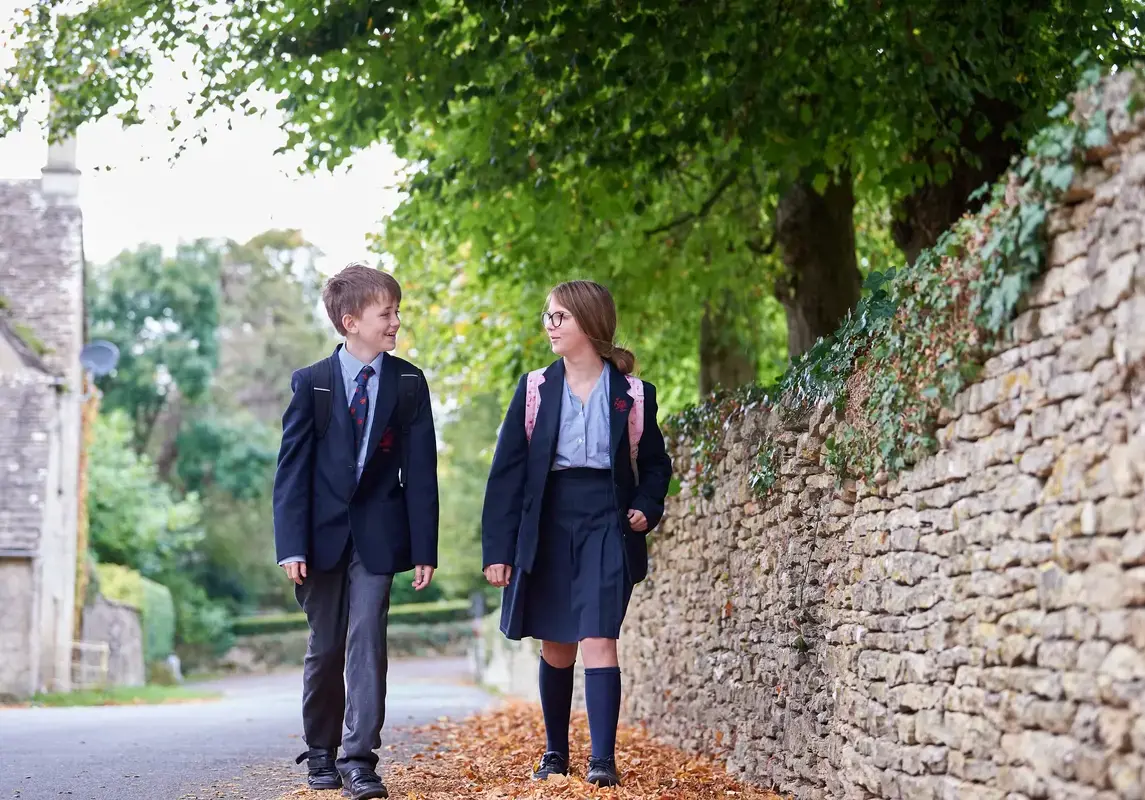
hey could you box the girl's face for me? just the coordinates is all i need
[543,297,590,358]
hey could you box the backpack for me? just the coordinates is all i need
[309,357,421,488]
[523,368,644,475]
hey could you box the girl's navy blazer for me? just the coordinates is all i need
[481,358,673,584]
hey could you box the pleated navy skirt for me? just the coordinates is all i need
[500,468,632,642]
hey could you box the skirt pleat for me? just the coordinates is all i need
[500,468,632,642]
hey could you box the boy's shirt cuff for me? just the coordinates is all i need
[277,555,305,565]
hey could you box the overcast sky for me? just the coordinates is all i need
[0,0,406,274]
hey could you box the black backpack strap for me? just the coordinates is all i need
[309,358,334,439]
[396,369,421,488]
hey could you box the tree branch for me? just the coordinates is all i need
[644,171,738,238]
[746,235,775,256]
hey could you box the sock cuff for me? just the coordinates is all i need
[584,666,621,676]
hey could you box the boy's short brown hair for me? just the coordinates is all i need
[322,262,402,336]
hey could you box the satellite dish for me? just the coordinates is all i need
[79,340,120,377]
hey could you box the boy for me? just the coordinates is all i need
[273,263,438,800]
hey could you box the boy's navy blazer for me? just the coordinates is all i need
[481,359,673,584]
[272,345,439,575]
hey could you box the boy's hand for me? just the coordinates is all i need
[413,565,435,590]
[282,562,307,585]
[627,509,648,532]
[483,564,512,588]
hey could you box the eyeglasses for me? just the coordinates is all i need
[541,311,571,328]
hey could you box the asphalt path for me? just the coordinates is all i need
[0,657,494,800]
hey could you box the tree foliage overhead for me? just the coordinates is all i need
[8,0,1142,405]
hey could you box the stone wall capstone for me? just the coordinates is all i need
[620,71,1145,800]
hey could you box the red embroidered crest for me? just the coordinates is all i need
[613,397,629,412]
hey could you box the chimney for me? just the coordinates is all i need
[40,95,80,202]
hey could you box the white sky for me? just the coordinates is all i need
[0,1,407,274]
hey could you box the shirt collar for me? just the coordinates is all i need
[339,344,385,377]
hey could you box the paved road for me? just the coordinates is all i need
[0,657,495,800]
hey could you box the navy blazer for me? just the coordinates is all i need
[272,345,439,575]
[481,359,673,584]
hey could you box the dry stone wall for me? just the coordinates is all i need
[620,72,1145,800]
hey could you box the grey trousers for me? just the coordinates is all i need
[295,548,394,773]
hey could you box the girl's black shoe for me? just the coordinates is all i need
[531,751,569,780]
[586,756,620,787]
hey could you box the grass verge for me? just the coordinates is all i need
[17,684,221,708]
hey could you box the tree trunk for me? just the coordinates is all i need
[774,172,861,357]
[892,98,1023,263]
[698,295,757,396]
[153,396,183,481]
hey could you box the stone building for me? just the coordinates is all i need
[0,136,86,699]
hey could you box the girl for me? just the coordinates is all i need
[481,280,673,787]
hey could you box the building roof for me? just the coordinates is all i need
[0,176,84,556]
[0,315,53,376]
[0,179,84,379]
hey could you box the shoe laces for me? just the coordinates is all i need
[538,751,566,769]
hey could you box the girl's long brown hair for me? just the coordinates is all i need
[549,280,636,374]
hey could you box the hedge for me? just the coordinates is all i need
[95,562,143,607]
[232,598,473,636]
[139,577,176,664]
[93,563,176,663]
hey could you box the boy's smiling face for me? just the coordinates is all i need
[343,292,400,354]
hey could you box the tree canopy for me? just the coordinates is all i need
[7,0,1142,405]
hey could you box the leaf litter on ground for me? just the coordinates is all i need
[279,700,785,799]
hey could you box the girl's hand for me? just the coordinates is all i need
[484,564,512,587]
[627,509,648,532]
[413,565,435,590]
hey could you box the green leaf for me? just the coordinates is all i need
[1083,110,1109,149]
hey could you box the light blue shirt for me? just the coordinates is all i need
[552,366,611,471]
[338,345,385,482]
[278,346,384,566]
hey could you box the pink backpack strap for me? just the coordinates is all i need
[523,369,546,441]
[625,375,644,471]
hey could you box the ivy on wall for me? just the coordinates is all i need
[666,60,1136,499]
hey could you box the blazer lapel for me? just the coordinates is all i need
[328,346,355,454]
[534,359,564,467]
[366,352,397,462]
[608,362,632,461]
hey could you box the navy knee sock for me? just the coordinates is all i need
[538,656,574,755]
[584,666,622,761]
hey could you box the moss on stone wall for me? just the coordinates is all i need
[9,320,50,356]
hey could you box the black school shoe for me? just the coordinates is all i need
[531,751,569,780]
[296,748,341,790]
[341,767,389,800]
[586,756,620,787]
